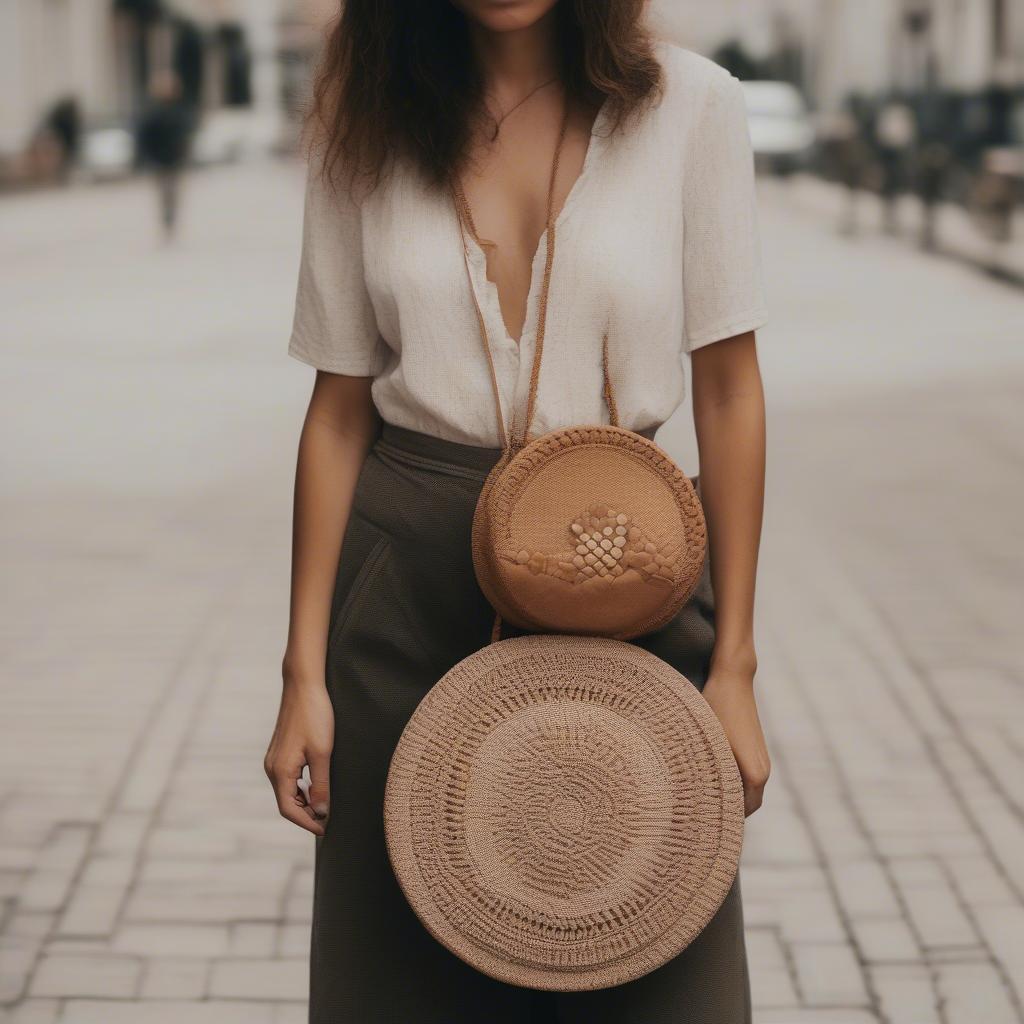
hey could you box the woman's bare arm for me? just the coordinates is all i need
[265,371,379,835]
[690,331,771,815]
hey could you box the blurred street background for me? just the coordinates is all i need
[2,1,1024,1022]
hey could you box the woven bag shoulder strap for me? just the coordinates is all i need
[450,104,619,452]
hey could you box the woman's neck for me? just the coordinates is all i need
[466,11,560,106]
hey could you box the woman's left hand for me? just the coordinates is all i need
[701,662,771,816]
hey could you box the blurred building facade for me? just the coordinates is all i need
[651,0,1024,261]
[0,0,117,157]
[654,0,1024,110]
[4,1,1022,189]
[0,0,335,179]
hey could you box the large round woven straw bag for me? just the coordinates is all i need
[452,107,707,643]
[383,635,745,991]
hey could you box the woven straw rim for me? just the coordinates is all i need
[384,635,743,991]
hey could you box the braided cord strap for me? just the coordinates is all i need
[516,107,568,448]
[449,100,620,452]
[451,98,630,643]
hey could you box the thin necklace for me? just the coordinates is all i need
[487,77,560,138]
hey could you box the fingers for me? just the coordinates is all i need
[306,747,331,825]
[744,781,765,817]
[265,754,325,837]
[742,763,770,817]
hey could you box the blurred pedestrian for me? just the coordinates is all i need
[969,147,1023,276]
[45,97,82,181]
[136,69,195,239]
[874,97,916,235]
[827,108,872,237]
[916,140,951,252]
[25,97,82,185]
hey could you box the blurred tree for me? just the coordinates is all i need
[217,24,254,108]
[113,0,164,21]
[766,13,806,93]
[170,16,204,110]
[712,39,759,81]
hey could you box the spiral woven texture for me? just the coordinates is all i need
[383,635,744,991]
[472,426,707,640]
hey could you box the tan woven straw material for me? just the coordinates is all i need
[383,635,745,991]
[472,426,707,639]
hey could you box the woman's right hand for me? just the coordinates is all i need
[264,676,335,836]
[271,373,376,836]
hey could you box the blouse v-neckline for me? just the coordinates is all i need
[460,97,612,351]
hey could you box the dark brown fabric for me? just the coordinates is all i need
[311,422,751,1023]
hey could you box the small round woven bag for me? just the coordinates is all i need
[471,419,707,641]
[383,635,745,991]
[452,110,706,643]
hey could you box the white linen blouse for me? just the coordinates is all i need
[288,42,768,448]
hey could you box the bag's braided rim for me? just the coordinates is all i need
[471,425,707,640]
[383,635,744,992]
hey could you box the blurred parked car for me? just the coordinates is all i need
[968,146,1024,244]
[739,80,815,175]
[80,119,136,180]
[191,110,247,166]
[78,114,252,181]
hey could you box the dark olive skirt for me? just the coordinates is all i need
[311,422,751,1024]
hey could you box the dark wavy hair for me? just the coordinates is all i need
[309,1,663,195]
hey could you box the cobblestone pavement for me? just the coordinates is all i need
[2,162,1023,1023]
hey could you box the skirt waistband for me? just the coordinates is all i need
[374,421,662,480]
[375,423,503,478]
[362,421,698,559]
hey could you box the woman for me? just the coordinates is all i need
[265,1,771,1020]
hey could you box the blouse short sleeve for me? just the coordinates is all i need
[682,70,768,352]
[288,158,387,376]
